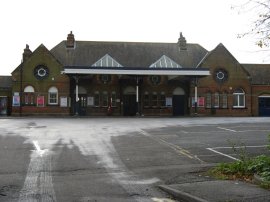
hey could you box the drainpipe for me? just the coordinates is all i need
[136,76,139,116]
[75,76,79,116]
[20,65,23,116]
[194,77,198,115]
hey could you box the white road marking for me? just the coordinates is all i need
[210,145,268,149]
[217,127,237,132]
[33,140,47,156]
[207,145,269,161]
[206,147,240,161]
[10,118,270,201]
[151,198,176,202]
[140,130,204,163]
[18,141,56,202]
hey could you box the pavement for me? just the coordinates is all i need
[159,179,270,202]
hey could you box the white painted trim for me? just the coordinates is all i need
[150,55,182,68]
[258,95,270,98]
[62,68,210,76]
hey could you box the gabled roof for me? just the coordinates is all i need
[150,55,182,68]
[12,44,62,75]
[51,40,208,68]
[197,43,250,76]
[0,76,12,88]
[242,64,270,85]
[92,54,123,67]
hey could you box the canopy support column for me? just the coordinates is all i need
[136,76,140,116]
[194,77,198,115]
[74,76,79,116]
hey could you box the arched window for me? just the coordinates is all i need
[102,91,108,107]
[24,86,35,105]
[160,92,166,107]
[151,92,158,107]
[144,92,149,107]
[111,91,116,107]
[48,86,58,105]
[94,91,100,107]
[233,88,245,108]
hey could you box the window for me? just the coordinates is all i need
[233,88,245,108]
[80,96,87,107]
[24,86,35,105]
[222,92,228,108]
[48,86,58,105]
[144,92,149,107]
[214,92,220,108]
[206,92,211,108]
[160,92,166,107]
[151,92,158,107]
[111,91,116,107]
[94,91,100,106]
[102,91,108,107]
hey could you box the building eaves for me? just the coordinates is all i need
[242,64,270,85]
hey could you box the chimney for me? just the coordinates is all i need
[22,44,32,62]
[66,31,75,48]
[178,32,187,51]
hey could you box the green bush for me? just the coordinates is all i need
[211,155,270,183]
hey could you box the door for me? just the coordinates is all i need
[78,95,87,116]
[173,95,185,116]
[259,97,270,116]
[0,97,7,115]
[123,95,136,116]
[172,87,185,116]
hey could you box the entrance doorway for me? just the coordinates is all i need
[172,87,185,116]
[74,86,87,116]
[0,96,8,115]
[259,96,270,116]
[123,86,136,116]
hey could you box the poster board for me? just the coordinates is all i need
[87,97,94,106]
[12,95,20,106]
[60,96,68,107]
[165,97,172,107]
[191,97,205,107]
[37,96,45,107]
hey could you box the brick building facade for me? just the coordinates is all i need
[0,32,270,116]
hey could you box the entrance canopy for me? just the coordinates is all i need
[62,66,210,76]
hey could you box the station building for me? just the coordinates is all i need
[0,31,270,117]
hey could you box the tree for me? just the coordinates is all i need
[236,0,270,48]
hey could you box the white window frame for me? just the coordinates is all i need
[48,86,58,105]
[24,86,35,105]
[233,88,245,108]
[214,92,220,108]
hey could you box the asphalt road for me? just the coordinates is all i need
[0,117,270,202]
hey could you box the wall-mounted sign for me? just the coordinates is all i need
[87,97,94,106]
[12,95,20,106]
[60,96,68,107]
[166,97,172,107]
[37,96,45,107]
[192,97,205,107]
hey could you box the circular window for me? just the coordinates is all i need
[150,75,161,85]
[214,68,228,83]
[100,74,111,84]
[34,65,49,80]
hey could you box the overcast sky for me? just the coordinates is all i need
[0,0,268,75]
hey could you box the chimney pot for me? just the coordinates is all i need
[66,31,75,48]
